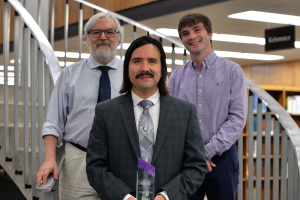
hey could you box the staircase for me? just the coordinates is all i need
[1,0,300,200]
[0,85,39,199]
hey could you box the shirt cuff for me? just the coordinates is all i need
[123,191,169,200]
[205,143,216,160]
[158,191,169,200]
[123,194,133,200]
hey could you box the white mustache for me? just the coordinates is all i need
[96,42,112,47]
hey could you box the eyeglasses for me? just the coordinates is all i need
[88,29,119,38]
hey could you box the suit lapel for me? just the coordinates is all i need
[119,92,141,158]
[152,95,174,164]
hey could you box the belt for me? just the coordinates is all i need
[234,141,238,146]
[69,142,87,152]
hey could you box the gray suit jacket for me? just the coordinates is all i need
[86,92,206,200]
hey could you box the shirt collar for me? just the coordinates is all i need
[191,51,217,70]
[202,51,217,69]
[88,55,119,70]
[131,89,160,108]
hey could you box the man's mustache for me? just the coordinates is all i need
[135,71,154,79]
[96,42,111,47]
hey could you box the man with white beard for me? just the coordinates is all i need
[36,13,123,200]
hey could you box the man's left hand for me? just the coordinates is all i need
[155,194,166,200]
[206,159,216,173]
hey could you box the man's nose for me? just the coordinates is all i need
[98,31,107,39]
[140,61,150,71]
[189,31,197,40]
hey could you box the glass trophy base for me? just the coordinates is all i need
[136,157,155,200]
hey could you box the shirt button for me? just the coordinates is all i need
[199,89,202,92]
[199,104,201,107]
[199,119,202,122]
[200,75,202,78]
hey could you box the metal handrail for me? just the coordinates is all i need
[8,0,61,84]
[3,0,299,199]
[246,78,300,174]
[6,0,62,197]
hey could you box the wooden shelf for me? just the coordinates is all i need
[288,113,300,116]
[252,111,268,115]
[242,176,282,182]
[259,85,300,92]
[258,85,285,91]
[241,60,300,200]
[242,133,282,137]
[243,155,282,159]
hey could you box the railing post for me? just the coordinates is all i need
[50,0,55,47]
[13,10,22,175]
[171,43,175,71]
[133,25,137,41]
[264,109,271,200]
[287,140,294,200]
[30,34,38,198]
[256,98,263,200]
[3,0,12,162]
[37,48,45,167]
[44,63,50,115]
[183,49,187,64]
[64,0,69,68]
[293,151,298,200]
[280,130,288,200]
[237,129,243,200]
[272,120,280,200]
[23,24,31,189]
[247,93,254,200]
[78,3,83,60]
[119,20,124,59]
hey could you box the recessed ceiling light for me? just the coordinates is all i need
[55,46,284,61]
[155,28,300,48]
[213,33,265,45]
[156,28,179,37]
[228,11,300,26]
[215,51,284,61]
[156,28,265,45]
[0,65,15,71]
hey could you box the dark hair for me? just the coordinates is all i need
[119,36,169,95]
[178,13,212,40]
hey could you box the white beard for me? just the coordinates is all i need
[94,44,117,61]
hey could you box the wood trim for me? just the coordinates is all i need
[53,0,158,29]
[242,60,300,88]
[0,0,158,44]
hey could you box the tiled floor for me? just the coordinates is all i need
[0,165,26,200]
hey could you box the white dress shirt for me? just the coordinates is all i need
[123,89,169,200]
[42,55,123,148]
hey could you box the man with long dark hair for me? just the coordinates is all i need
[86,36,206,200]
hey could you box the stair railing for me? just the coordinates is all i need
[47,1,300,199]
[1,0,62,199]
[1,0,299,199]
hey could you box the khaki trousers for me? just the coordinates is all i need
[59,143,99,200]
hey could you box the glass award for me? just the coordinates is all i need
[136,157,155,200]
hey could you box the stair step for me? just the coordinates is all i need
[0,102,45,123]
[0,131,42,200]
[0,85,40,102]
[0,122,41,153]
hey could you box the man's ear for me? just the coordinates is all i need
[85,36,90,47]
[117,34,122,46]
